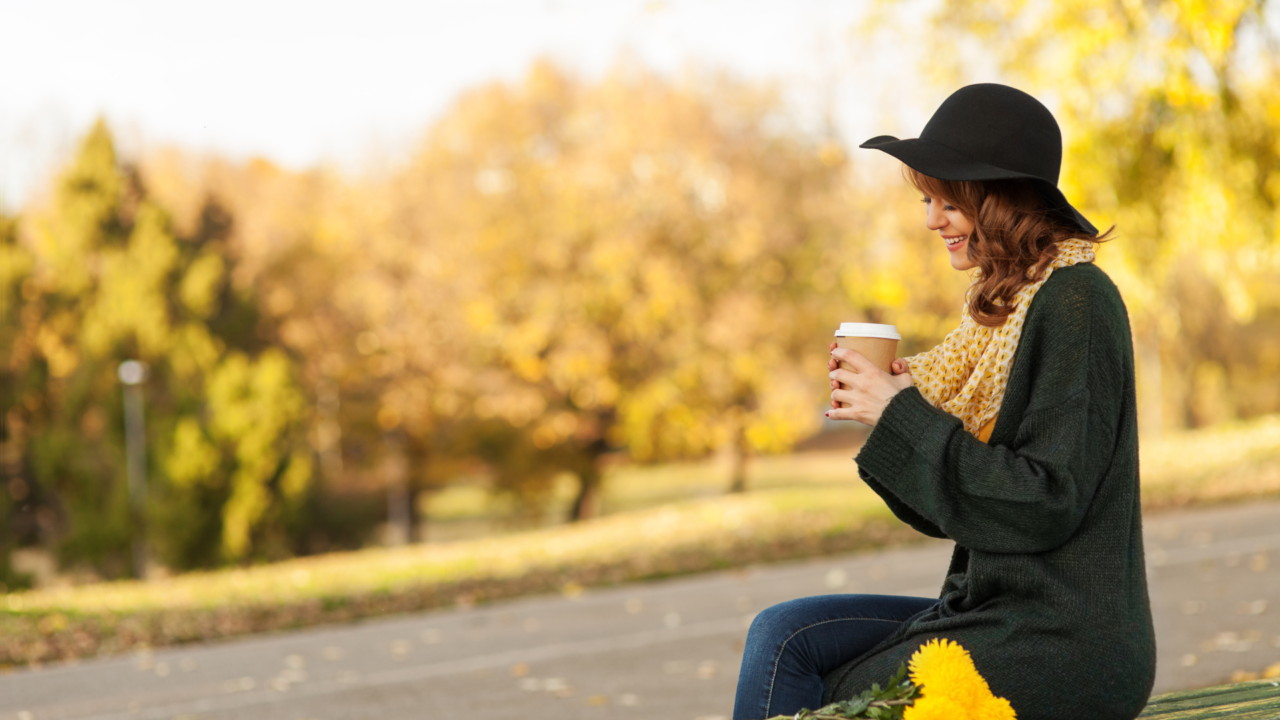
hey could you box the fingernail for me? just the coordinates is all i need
[824,412,830,417]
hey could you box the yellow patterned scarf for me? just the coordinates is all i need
[906,238,1096,439]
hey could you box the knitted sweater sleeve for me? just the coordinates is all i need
[854,269,1123,554]
[870,324,972,540]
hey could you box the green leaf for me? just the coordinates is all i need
[889,661,907,687]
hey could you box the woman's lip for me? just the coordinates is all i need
[945,237,967,253]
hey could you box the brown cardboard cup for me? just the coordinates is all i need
[834,323,901,407]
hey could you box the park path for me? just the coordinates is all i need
[3,498,1280,720]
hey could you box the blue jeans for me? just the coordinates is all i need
[732,594,937,720]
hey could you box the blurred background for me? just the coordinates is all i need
[2,0,1280,596]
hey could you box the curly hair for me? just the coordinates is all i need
[905,167,1114,327]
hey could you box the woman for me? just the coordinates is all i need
[732,84,1156,720]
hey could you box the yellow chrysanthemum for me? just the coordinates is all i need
[907,638,991,708]
[905,638,1016,719]
[904,694,969,720]
[977,695,1017,720]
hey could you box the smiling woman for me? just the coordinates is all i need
[918,184,977,271]
[908,168,1114,326]
[735,84,1156,720]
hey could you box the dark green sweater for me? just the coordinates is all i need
[823,264,1156,719]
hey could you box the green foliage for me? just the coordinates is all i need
[775,663,920,720]
[5,120,318,575]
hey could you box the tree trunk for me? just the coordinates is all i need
[408,489,423,543]
[568,453,605,522]
[315,378,344,483]
[727,422,750,493]
[1136,329,1164,440]
[383,430,411,546]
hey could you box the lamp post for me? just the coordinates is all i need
[118,360,149,579]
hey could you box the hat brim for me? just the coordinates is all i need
[861,135,1098,236]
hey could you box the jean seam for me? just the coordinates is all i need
[762,616,903,718]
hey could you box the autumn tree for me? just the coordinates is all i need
[10,121,314,574]
[140,143,494,542]
[393,61,874,517]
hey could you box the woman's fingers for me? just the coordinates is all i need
[827,349,910,426]
[827,407,851,421]
[827,392,860,420]
[829,386,850,414]
[830,347,879,375]
[829,366,861,390]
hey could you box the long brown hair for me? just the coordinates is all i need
[906,167,1114,327]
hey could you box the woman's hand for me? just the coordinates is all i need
[826,343,910,388]
[826,345,914,426]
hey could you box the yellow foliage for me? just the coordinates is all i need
[166,417,221,488]
[80,202,179,357]
[33,119,121,297]
[168,322,223,381]
[400,59,863,478]
[179,252,225,318]
[35,326,79,378]
[205,349,308,559]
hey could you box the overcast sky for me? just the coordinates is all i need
[0,0,960,210]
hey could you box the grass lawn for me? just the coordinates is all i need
[3,417,1280,668]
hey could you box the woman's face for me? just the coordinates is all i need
[922,193,977,271]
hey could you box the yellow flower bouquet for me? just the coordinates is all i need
[767,638,1016,720]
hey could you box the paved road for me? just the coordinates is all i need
[3,498,1280,720]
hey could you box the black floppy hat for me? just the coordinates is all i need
[860,83,1098,236]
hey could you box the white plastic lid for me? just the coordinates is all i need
[835,322,901,340]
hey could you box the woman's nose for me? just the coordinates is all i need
[925,204,946,231]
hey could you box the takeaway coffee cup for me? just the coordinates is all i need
[834,323,901,406]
